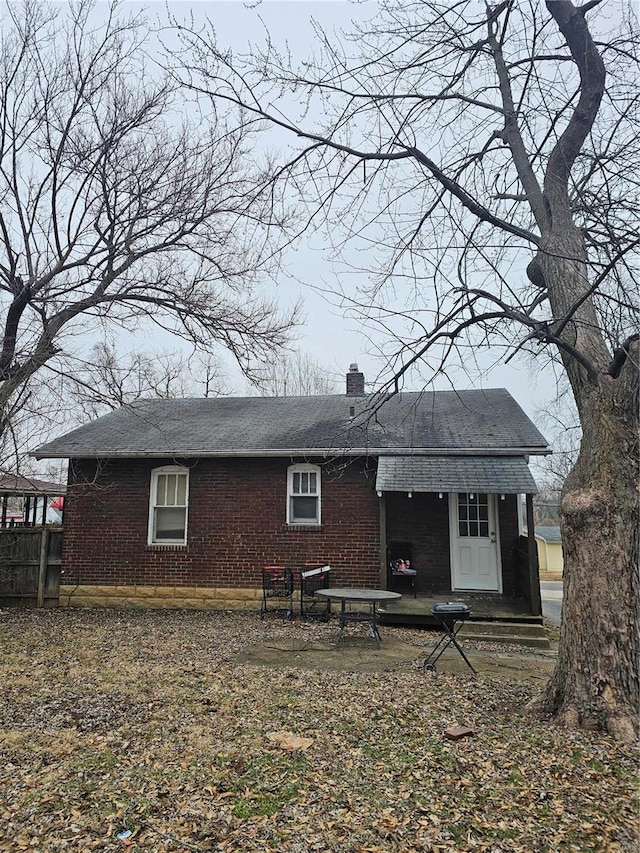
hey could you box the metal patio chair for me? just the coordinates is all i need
[299,564,332,620]
[260,566,294,619]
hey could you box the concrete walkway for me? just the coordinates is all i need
[236,634,557,682]
[541,580,563,627]
[429,645,557,682]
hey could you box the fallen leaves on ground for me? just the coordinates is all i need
[0,608,637,852]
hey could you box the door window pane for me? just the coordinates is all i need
[458,493,490,538]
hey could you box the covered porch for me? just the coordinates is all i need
[376,590,550,648]
[375,454,541,617]
[0,475,66,528]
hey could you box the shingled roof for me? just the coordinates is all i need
[0,475,66,495]
[33,388,549,459]
[375,455,539,494]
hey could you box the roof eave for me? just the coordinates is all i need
[32,445,552,460]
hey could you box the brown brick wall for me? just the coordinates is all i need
[62,457,522,597]
[62,456,381,589]
[498,494,521,597]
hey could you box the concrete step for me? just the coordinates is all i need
[459,620,551,649]
[463,620,545,637]
[462,633,552,649]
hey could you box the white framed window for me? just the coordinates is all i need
[148,466,189,545]
[287,464,321,525]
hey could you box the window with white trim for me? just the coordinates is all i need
[287,464,321,525]
[149,466,189,544]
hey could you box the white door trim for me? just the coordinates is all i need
[449,492,502,592]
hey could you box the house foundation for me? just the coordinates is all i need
[58,583,262,611]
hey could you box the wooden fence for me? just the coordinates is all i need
[0,526,63,607]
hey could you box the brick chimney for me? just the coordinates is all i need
[346,363,365,396]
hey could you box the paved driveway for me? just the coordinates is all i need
[541,580,563,627]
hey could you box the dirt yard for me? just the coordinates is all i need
[0,608,637,852]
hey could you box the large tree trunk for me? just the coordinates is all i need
[534,375,639,742]
[525,4,639,742]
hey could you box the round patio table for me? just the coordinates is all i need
[315,588,402,647]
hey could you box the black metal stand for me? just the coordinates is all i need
[389,570,417,598]
[423,602,476,675]
[260,566,294,619]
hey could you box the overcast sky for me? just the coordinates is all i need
[48,0,571,472]
[142,2,564,425]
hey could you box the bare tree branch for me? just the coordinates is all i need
[0,0,299,449]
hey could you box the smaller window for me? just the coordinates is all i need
[287,464,321,525]
[149,466,189,544]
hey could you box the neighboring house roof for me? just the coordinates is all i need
[0,475,66,495]
[376,455,538,494]
[32,388,549,460]
[535,525,562,543]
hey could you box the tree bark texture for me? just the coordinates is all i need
[533,367,639,742]
[531,229,639,741]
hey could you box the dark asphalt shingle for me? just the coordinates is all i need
[375,455,539,494]
[32,388,549,459]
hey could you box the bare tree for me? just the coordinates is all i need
[62,341,230,421]
[252,350,339,396]
[534,491,562,527]
[0,0,299,460]
[179,0,639,740]
[534,379,581,493]
[0,381,58,475]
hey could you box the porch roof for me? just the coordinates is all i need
[375,455,538,494]
[0,475,66,497]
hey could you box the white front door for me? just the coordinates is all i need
[449,492,501,592]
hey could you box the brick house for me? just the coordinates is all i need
[32,366,549,612]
